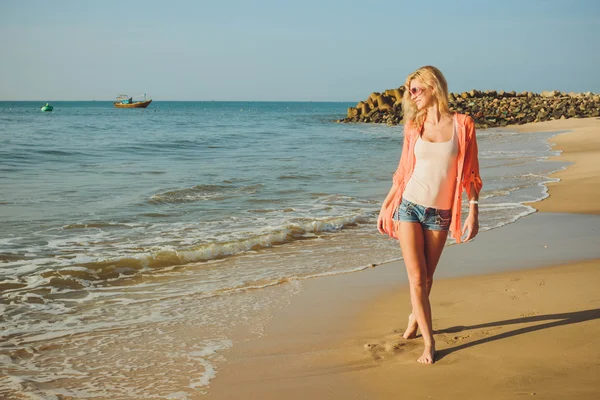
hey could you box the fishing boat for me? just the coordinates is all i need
[114,94,152,108]
[41,103,53,112]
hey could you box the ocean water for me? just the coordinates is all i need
[0,101,567,398]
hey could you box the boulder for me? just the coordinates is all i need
[541,90,560,98]
[393,88,404,102]
[378,103,393,112]
[359,102,371,115]
[369,92,380,103]
[376,94,393,107]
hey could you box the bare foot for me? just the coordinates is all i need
[417,344,436,364]
[402,313,418,339]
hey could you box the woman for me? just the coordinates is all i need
[377,66,482,364]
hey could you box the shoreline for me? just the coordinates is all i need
[205,117,600,399]
[511,117,600,214]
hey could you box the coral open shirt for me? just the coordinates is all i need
[383,113,483,243]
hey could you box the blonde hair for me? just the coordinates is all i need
[401,66,451,130]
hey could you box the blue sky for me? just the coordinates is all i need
[1,0,599,101]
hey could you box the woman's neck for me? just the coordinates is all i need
[424,104,449,127]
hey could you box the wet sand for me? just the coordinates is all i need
[205,117,600,399]
[514,117,600,214]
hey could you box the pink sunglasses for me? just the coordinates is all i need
[408,87,426,98]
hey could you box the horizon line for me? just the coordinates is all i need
[0,99,359,103]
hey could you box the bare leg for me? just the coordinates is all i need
[423,228,448,291]
[399,223,448,364]
[399,222,434,363]
[403,228,448,340]
[403,313,418,339]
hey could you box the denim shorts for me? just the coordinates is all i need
[392,198,452,231]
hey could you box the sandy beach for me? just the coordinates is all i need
[205,117,600,399]
[4,3,600,398]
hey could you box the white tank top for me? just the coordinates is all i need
[402,118,459,209]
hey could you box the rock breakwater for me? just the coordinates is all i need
[338,87,600,128]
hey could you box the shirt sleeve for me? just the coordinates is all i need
[392,122,412,186]
[461,116,483,198]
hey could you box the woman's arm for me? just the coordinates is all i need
[462,182,479,241]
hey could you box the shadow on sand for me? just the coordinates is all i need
[436,308,600,361]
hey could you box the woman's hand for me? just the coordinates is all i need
[377,208,388,235]
[377,183,400,236]
[461,212,479,241]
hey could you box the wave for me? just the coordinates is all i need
[0,253,29,263]
[0,214,369,295]
[62,223,133,230]
[149,183,263,204]
[35,149,78,156]
[277,174,321,180]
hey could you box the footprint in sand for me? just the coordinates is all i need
[364,343,378,351]
[363,342,386,360]
[385,342,407,353]
[478,325,504,336]
[443,334,471,344]
[364,337,411,360]
[520,311,538,317]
